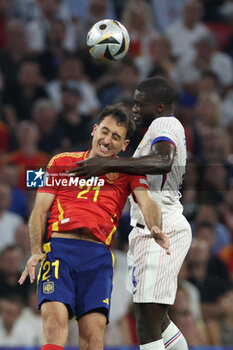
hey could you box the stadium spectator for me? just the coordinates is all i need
[46,56,100,115]
[78,45,114,86]
[112,249,132,312]
[192,204,231,254]
[0,184,23,251]
[199,161,230,207]
[2,59,48,121]
[186,239,230,316]
[193,92,231,162]
[0,20,29,86]
[64,0,115,23]
[0,294,36,346]
[198,70,220,96]
[197,70,233,131]
[178,260,203,322]
[64,0,116,51]
[151,0,189,33]
[104,249,133,346]
[206,289,233,345]
[0,163,27,217]
[83,0,116,33]
[6,0,71,23]
[58,81,94,150]
[135,35,175,80]
[0,245,30,305]
[14,223,30,266]
[171,32,233,92]
[195,222,225,256]
[165,0,209,58]
[6,0,35,22]
[169,285,210,346]
[200,128,230,163]
[22,285,43,346]
[1,121,49,188]
[195,93,221,130]
[1,105,18,131]
[32,99,65,154]
[99,59,139,108]
[105,302,137,346]
[121,0,158,59]
[36,19,70,82]
[25,191,37,221]
[26,0,76,53]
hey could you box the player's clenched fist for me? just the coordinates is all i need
[18,253,45,285]
[150,226,170,255]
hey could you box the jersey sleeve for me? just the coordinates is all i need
[128,175,150,203]
[150,118,177,151]
[129,175,149,191]
[37,155,61,195]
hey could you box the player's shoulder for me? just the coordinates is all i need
[47,151,86,168]
[151,116,183,130]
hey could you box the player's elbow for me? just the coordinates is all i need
[161,154,173,173]
[162,162,172,173]
[150,154,173,174]
[156,157,172,174]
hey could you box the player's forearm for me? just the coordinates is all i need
[104,155,170,175]
[28,209,47,254]
[142,201,162,231]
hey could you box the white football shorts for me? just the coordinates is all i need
[126,215,192,304]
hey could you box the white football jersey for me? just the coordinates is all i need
[130,115,187,227]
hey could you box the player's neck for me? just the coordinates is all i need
[158,109,173,118]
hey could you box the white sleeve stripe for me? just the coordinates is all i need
[139,178,149,187]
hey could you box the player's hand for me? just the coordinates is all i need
[67,157,110,178]
[18,253,44,285]
[150,226,170,255]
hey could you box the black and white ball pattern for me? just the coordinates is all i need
[86,19,130,62]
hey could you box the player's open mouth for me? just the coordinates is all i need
[133,113,140,120]
[133,113,142,125]
[98,144,110,154]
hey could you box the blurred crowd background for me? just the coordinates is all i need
[0,0,233,348]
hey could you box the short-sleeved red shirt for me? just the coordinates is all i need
[38,151,149,247]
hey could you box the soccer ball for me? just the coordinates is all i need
[86,19,130,63]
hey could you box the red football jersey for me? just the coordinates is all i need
[38,151,149,247]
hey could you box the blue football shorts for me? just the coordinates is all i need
[37,238,114,322]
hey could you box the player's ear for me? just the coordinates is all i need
[157,102,165,112]
[121,139,130,152]
[91,123,98,136]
